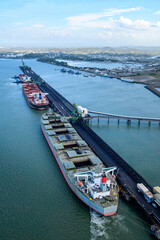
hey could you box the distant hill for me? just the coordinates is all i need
[0,46,160,56]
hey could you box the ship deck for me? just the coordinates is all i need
[41,111,118,209]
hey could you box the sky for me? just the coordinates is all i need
[0,0,160,48]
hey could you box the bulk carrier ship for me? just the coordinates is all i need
[41,111,119,216]
[19,74,31,82]
[22,83,49,110]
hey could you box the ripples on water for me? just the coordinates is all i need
[1,59,159,240]
[90,210,128,240]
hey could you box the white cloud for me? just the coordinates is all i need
[103,7,142,16]
[66,9,160,33]
[155,10,160,14]
[67,7,142,27]
[133,19,151,29]
[117,17,152,30]
[118,16,132,26]
[32,24,44,28]
[1,6,160,47]
[14,22,23,26]
[98,32,113,39]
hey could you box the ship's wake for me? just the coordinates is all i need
[90,209,128,240]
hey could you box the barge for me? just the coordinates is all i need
[41,111,119,216]
[22,83,49,110]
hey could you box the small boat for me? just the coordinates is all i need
[13,79,24,84]
[68,69,74,74]
[61,68,67,73]
[120,78,134,83]
[103,74,113,78]
[75,71,81,75]
[12,75,19,79]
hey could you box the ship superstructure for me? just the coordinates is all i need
[22,83,49,110]
[41,111,119,216]
[19,74,31,82]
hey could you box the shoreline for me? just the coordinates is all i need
[37,58,160,98]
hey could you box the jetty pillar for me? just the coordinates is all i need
[127,119,131,125]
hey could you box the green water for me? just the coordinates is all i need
[1,59,160,240]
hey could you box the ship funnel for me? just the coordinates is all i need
[101,172,107,183]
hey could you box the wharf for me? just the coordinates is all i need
[20,65,160,226]
[145,85,160,98]
[84,110,160,125]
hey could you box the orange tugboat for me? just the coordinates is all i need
[22,83,49,110]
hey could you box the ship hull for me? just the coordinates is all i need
[22,87,49,110]
[41,124,118,216]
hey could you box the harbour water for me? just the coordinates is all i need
[1,59,160,240]
[57,59,141,69]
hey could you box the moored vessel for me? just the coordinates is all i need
[19,74,31,82]
[41,111,119,216]
[22,83,49,110]
[120,78,134,83]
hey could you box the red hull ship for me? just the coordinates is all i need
[19,74,31,82]
[22,83,49,110]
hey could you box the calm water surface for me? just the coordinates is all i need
[57,59,141,69]
[1,59,160,240]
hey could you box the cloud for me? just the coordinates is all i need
[67,7,142,27]
[1,6,160,47]
[118,16,132,26]
[14,22,23,26]
[32,24,44,28]
[117,17,152,30]
[103,7,142,16]
[155,10,160,14]
[66,8,160,32]
[98,32,113,39]
[133,19,151,29]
